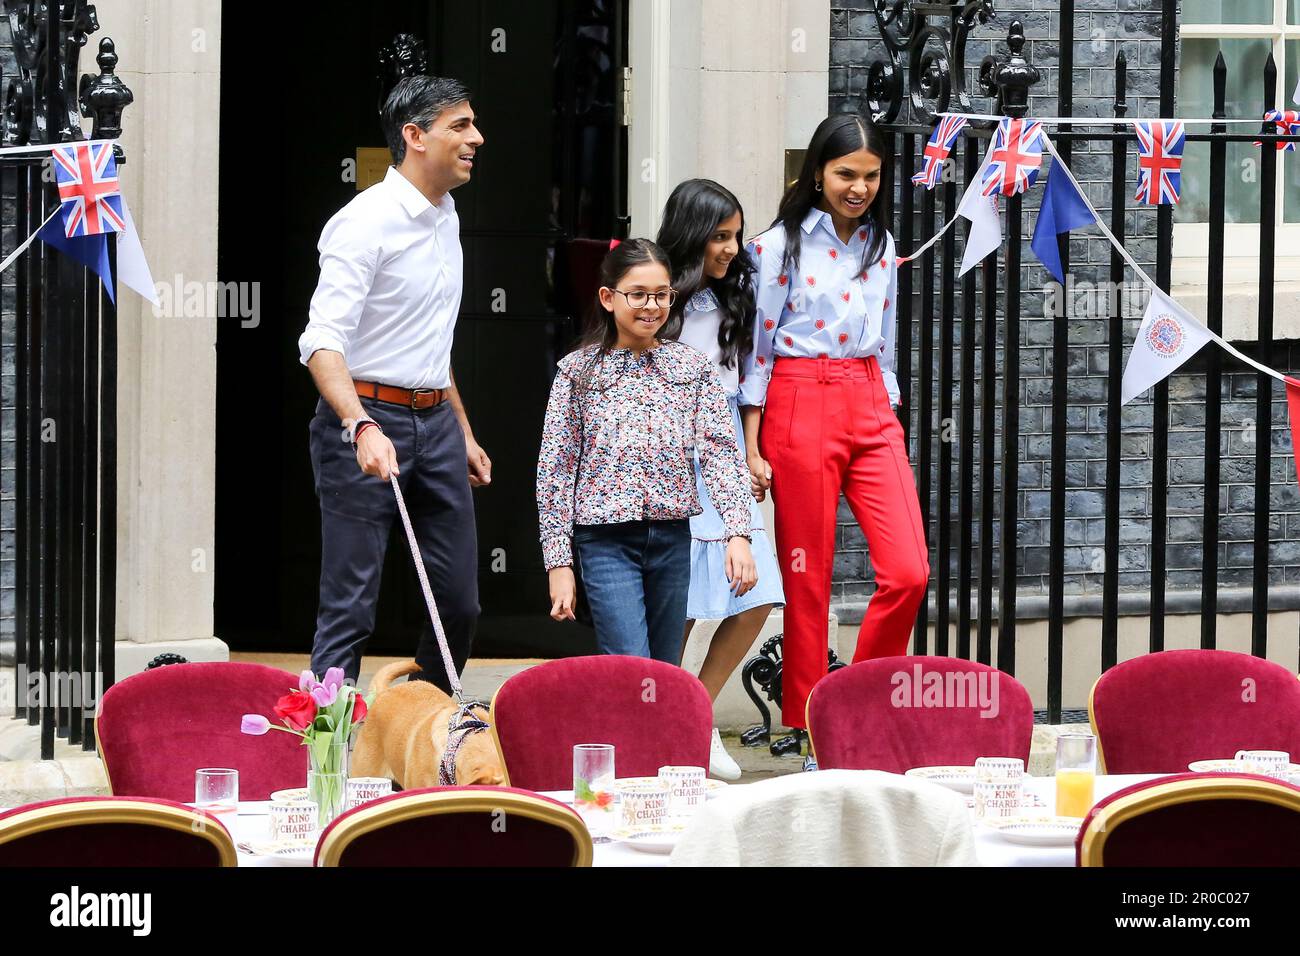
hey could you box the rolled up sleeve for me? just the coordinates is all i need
[298,217,378,367]
[878,233,901,407]
[738,233,787,409]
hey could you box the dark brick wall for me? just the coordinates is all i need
[1,18,15,646]
[828,3,1300,619]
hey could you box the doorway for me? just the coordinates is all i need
[215,0,629,658]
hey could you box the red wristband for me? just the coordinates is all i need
[353,420,382,444]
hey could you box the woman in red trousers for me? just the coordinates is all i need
[739,114,930,763]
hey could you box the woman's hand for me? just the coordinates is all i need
[725,537,758,597]
[747,452,773,502]
[548,566,577,621]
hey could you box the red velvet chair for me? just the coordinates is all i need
[95,662,309,801]
[0,796,237,867]
[489,656,712,790]
[1088,649,1300,774]
[314,787,592,866]
[806,656,1033,773]
[1077,772,1300,866]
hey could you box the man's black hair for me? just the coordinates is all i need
[380,75,472,164]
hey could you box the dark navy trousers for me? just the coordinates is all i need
[308,395,479,692]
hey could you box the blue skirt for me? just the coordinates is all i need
[687,395,786,619]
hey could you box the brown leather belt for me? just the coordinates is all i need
[354,379,447,409]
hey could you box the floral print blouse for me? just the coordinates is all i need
[536,340,753,570]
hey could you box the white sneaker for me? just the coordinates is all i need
[708,728,742,780]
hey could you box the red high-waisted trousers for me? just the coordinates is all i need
[758,356,930,729]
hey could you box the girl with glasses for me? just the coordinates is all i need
[656,179,785,780]
[537,238,759,664]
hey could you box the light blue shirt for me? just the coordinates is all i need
[738,207,899,408]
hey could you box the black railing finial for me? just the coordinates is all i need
[79,36,133,150]
[991,19,1040,118]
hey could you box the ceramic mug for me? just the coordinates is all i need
[268,799,319,844]
[658,765,706,821]
[346,777,394,809]
[973,756,1025,821]
[1235,750,1290,779]
[616,779,671,830]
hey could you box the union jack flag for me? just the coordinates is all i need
[1259,109,1300,152]
[1133,120,1186,205]
[51,142,125,238]
[981,117,1045,197]
[912,115,968,189]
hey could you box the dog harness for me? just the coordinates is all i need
[438,698,493,786]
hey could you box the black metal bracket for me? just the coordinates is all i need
[740,634,848,757]
[867,0,997,125]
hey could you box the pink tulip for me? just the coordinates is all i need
[298,670,315,693]
[322,667,346,692]
[310,683,338,708]
[241,714,270,735]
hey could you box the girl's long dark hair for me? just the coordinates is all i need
[656,179,756,371]
[774,113,891,276]
[570,237,674,393]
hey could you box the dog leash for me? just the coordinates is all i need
[390,475,493,785]
[389,474,468,703]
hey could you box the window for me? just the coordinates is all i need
[1173,2,1300,340]
[1177,2,1300,228]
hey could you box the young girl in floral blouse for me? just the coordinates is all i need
[537,238,758,663]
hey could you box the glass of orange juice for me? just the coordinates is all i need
[1055,734,1097,818]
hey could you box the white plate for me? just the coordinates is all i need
[905,766,976,794]
[610,825,689,854]
[1188,759,1300,774]
[982,816,1082,847]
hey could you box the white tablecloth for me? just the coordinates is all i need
[223,773,1163,867]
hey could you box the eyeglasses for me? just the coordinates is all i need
[611,288,678,309]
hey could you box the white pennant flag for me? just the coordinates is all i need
[957,185,1002,275]
[957,151,1002,275]
[1121,288,1213,405]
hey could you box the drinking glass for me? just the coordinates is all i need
[573,744,616,837]
[1055,734,1097,818]
[195,768,239,817]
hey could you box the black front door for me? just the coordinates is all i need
[215,0,627,658]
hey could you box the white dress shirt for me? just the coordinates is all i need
[676,287,740,397]
[298,166,463,389]
[737,208,899,408]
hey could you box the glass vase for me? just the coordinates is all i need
[307,738,350,829]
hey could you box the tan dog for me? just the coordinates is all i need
[351,661,505,789]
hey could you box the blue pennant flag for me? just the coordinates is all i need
[37,217,114,303]
[1030,161,1096,284]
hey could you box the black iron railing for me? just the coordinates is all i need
[3,0,131,759]
[867,0,1299,722]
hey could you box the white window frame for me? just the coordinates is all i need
[1175,3,1300,256]
[1174,1,1300,338]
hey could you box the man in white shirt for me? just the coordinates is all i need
[298,75,489,691]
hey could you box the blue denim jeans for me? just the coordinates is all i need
[573,519,691,663]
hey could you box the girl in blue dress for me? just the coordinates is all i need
[657,180,786,779]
